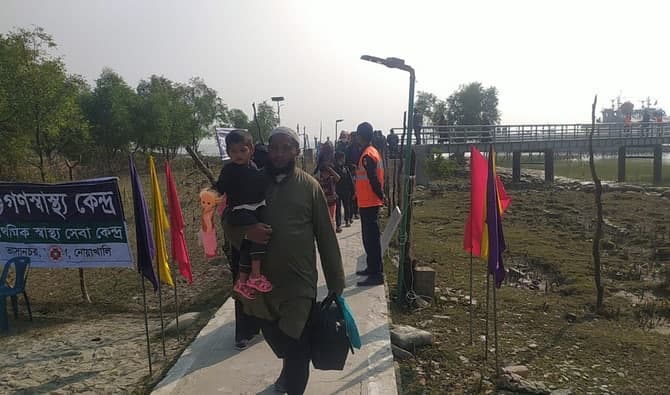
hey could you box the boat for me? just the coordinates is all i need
[600,96,668,123]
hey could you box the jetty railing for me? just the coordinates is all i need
[391,122,670,146]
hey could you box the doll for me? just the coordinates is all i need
[199,188,221,258]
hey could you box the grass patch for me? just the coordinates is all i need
[385,170,670,394]
[497,155,670,185]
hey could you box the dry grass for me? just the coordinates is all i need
[385,173,670,394]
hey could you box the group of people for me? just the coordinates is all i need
[212,122,386,394]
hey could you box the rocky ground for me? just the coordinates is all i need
[385,168,670,395]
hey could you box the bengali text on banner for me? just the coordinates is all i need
[0,177,133,268]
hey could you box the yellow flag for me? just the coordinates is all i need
[149,155,174,287]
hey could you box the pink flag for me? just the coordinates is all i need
[464,146,489,256]
[165,160,193,284]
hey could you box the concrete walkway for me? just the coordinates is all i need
[153,222,398,395]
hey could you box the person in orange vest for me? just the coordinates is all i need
[354,122,386,287]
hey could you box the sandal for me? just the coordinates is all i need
[247,275,273,293]
[234,280,256,300]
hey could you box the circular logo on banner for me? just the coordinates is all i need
[49,246,63,262]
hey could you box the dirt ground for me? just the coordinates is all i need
[0,160,232,394]
[3,157,670,394]
[386,168,670,394]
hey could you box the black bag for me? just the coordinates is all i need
[310,293,354,371]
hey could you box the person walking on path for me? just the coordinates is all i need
[317,161,341,228]
[224,126,345,395]
[354,122,386,287]
[334,151,355,232]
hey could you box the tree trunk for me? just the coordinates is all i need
[185,145,216,185]
[588,95,604,313]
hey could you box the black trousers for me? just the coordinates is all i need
[238,239,266,274]
[260,317,312,395]
[230,207,267,274]
[230,247,261,342]
[335,192,353,227]
[359,206,383,274]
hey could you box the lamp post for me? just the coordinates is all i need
[271,96,284,125]
[335,119,344,144]
[360,54,415,305]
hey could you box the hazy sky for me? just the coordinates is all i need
[2,0,668,139]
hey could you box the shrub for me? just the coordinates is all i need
[425,150,457,180]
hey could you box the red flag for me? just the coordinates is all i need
[464,146,488,256]
[165,160,193,284]
[464,147,512,256]
[496,175,511,215]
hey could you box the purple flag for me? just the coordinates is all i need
[129,156,158,292]
[486,146,506,288]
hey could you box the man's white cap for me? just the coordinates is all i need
[269,126,300,146]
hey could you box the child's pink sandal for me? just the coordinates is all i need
[234,280,256,300]
[247,275,273,293]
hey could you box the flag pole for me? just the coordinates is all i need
[493,280,500,376]
[138,272,153,375]
[156,259,167,356]
[469,252,473,345]
[485,271,490,361]
[468,159,474,346]
[173,267,180,343]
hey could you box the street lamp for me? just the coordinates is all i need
[335,119,344,143]
[271,96,284,125]
[360,54,415,305]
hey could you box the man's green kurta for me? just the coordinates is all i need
[224,167,345,339]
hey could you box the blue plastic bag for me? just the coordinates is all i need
[337,295,361,349]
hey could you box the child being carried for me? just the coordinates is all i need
[215,130,271,300]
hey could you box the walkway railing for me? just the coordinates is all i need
[392,122,670,146]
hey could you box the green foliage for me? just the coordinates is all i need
[136,75,188,157]
[0,25,229,177]
[223,105,278,145]
[182,77,227,151]
[135,75,227,158]
[424,150,456,180]
[83,68,136,159]
[416,83,500,128]
[0,27,90,181]
[446,82,500,125]
[415,91,447,126]
[227,108,249,129]
[246,101,277,144]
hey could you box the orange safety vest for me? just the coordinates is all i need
[355,145,384,208]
